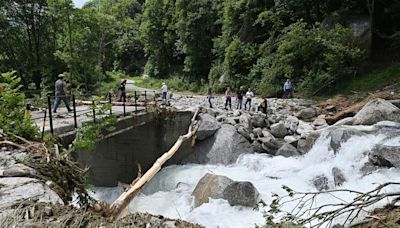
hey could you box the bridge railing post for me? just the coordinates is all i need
[72,94,77,128]
[92,100,96,123]
[47,96,54,135]
[134,91,138,114]
[123,99,126,117]
[109,92,112,115]
[144,90,147,112]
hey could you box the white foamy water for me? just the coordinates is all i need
[91,123,400,227]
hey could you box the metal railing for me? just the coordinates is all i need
[31,90,158,138]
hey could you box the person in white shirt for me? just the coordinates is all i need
[161,82,168,104]
[244,88,254,111]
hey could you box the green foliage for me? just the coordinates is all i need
[73,97,117,151]
[0,72,39,140]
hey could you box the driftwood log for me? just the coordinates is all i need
[109,108,201,220]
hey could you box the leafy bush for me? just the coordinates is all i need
[0,72,39,139]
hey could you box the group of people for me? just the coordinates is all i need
[207,79,293,114]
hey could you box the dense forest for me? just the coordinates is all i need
[0,0,399,96]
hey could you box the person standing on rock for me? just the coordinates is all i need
[161,82,168,104]
[236,86,244,109]
[244,88,254,111]
[53,74,72,113]
[283,79,292,99]
[225,87,232,110]
[258,96,267,114]
[207,86,213,108]
[118,79,127,102]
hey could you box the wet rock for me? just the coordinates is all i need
[239,113,252,132]
[2,164,37,177]
[313,175,329,191]
[333,117,355,126]
[259,131,280,155]
[276,143,300,157]
[270,122,288,138]
[184,124,253,165]
[297,131,321,154]
[360,162,380,176]
[196,113,221,141]
[332,167,346,186]
[252,128,263,137]
[297,107,317,121]
[353,98,400,125]
[368,145,400,168]
[191,173,234,208]
[223,181,261,207]
[325,127,365,154]
[224,117,238,125]
[251,113,268,128]
[251,141,265,153]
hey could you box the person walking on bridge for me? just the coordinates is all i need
[118,79,127,102]
[53,74,72,113]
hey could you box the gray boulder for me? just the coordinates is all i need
[284,116,299,132]
[332,167,346,186]
[224,117,238,125]
[184,124,253,165]
[325,126,365,154]
[368,145,400,168]
[191,173,234,208]
[313,175,329,191]
[313,118,328,127]
[237,125,251,140]
[276,143,300,157]
[0,177,63,218]
[297,131,321,154]
[239,113,252,132]
[270,122,288,138]
[196,113,221,140]
[252,128,263,137]
[223,181,261,207]
[333,117,355,126]
[259,131,281,155]
[353,98,400,125]
[251,113,268,128]
[297,107,317,121]
[296,120,314,137]
[251,141,265,153]
[2,164,37,177]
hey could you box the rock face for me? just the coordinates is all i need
[325,127,365,154]
[368,145,400,168]
[2,164,37,177]
[353,98,400,125]
[223,182,261,207]
[184,124,253,165]
[297,107,317,121]
[332,167,346,186]
[270,122,288,138]
[0,177,63,218]
[196,113,221,140]
[239,113,252,132]
[191,173,234,208]
[276,143,300,157]
[297,131,320,154]
[259,131,281,155]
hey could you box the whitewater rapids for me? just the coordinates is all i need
[92,122,400,227]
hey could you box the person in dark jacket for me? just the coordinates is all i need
[207,86,213,108]
[118,80,127,102]
[258,96,267,114]
[236,86,244,109]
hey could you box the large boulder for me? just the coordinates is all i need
[237,125,251,140]
[296,120,315,137]
[222,181,261,207]
[297,131,321,154]
[184,124,253,165]
[276,143,300,157]
[0,177,63,218]
[270,122,288,138]
[297,107,317,121]
[333,117,355,126]
[325,126,366,154]
[353,98,400,125]
[368,145,400,168]
[2,164,37,177]
[252,128,263,137]
[284,116,299,132]
[251,113,268,128]
[191,173,234,208]
[196,113,221,140]
[239,113,252,132]
[259,131,281,155]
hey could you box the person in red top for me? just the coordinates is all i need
[225,87,232,110]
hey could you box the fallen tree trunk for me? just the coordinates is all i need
[109,108,201,220]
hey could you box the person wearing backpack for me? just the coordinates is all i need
[258,96,267,114]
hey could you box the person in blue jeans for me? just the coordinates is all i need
[207,86,213,108]
[53,74,72,113]
[283,79,292,99]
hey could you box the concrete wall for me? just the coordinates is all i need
[73,110,193,186]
